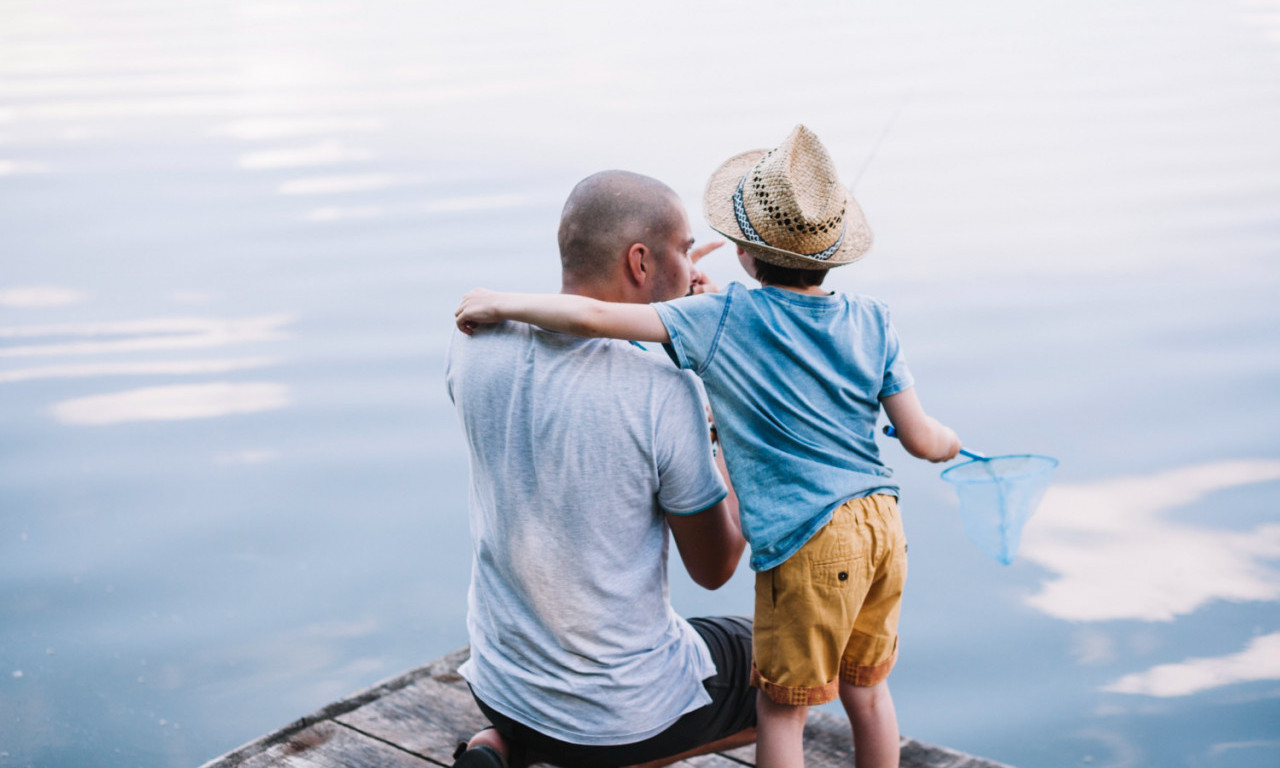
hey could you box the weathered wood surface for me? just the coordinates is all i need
[201,647,1013,768]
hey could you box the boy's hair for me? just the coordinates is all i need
[751,255,828,288]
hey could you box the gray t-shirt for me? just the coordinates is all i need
[445,321,728,745]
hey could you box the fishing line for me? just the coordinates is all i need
[852,84,916,191]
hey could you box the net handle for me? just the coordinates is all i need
[882,425,988,461]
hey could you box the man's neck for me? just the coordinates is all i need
[561,278,641,305]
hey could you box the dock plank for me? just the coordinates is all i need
[336,670,488,764]
[201,647,1014,768]
[206,720,435,768]
[678,754,753,767]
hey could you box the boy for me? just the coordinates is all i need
[455,125,961,768]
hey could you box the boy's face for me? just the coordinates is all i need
[647,203,697,302]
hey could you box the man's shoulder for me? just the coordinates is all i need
[611,341,701,391]
[448,319,524,352]
[450,322,690,386]
[446,321,526,372]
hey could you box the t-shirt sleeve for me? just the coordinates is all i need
[653,372,728,515]
[881,308,915,397]
[650,289,734,373]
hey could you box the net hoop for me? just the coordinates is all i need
[941,454,1059,485]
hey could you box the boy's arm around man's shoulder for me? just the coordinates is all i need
[667,448,744,590]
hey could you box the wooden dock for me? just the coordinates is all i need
[200,647,1012,768]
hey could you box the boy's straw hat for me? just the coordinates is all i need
[703,124,872,270]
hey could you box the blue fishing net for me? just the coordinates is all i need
[941,454,1058,565]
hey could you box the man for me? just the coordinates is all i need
[445,170,757,768]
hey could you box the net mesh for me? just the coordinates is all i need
[941,455,1058,565]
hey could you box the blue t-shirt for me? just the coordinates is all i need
[653,283,915,571]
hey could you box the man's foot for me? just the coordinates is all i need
[452,727,510,768]
[452,744,506,768]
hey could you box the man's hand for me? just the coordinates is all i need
[690,239,725,264]
[688,239,725,295]
[454,288,504,335]
[689,269,718,295]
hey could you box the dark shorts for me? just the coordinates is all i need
[472,616,757,768]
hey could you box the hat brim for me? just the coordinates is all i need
[702,149,871,270]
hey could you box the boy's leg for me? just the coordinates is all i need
[838,494,908,768]
[755,695,809,768]
[839,680,899,768]
[752,502,874,767]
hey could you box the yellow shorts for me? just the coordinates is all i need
[751,494,907,706]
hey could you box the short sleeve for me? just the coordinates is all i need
[653,372,728,515]
[651,287,735,374]
[880,307,915,397]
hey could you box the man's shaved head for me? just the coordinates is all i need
[558,171,684,285]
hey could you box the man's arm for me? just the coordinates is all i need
[667,447,744,590]
[881,387,962,462]
[455,289,670,342]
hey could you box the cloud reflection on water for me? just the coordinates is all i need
[0,286,84,308]
[1021,460,1280,622]
[0,159,48,176]
[1103,632,1280,697]
[214,449,280,466]
[210,116,384,142]
[236,141,373,170]
[0,357,277,384]
[277,174,400,195]
[52,382,291,426]
[302,193,531,223]
[0,314,294,357]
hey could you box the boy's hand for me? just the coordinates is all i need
[455,288,505,335]
[930,427,963,463]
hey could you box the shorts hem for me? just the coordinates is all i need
[750,665,838,706]
[839,648,896,687]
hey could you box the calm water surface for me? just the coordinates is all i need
[2,1,1279,766]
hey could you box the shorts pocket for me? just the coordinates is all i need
[811,555,864,591]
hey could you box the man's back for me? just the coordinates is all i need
[445,320,727,745]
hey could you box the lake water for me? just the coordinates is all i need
[2,1,1279,766]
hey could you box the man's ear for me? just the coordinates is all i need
[625,243,649,286]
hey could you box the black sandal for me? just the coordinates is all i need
[452,735,508,768]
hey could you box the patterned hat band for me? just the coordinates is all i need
[732,174,845,262]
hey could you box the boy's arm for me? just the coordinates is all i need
[881,387,962,463]
[455,289,670,342]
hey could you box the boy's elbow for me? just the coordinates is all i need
[576,304,611,337]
